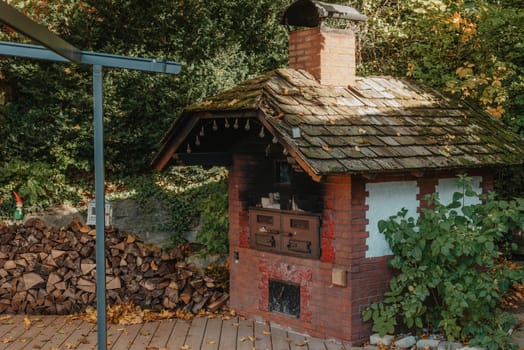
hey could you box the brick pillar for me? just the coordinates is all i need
[228,154,260,314]
[347,176,394,342]
[289,27,357,87]
[321,175,352,263]
[228,154,258,248]
[417,177,438,212]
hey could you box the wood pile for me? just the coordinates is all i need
[0,218,229,315]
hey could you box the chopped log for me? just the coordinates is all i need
[46,272,62,293]
[0,221,227,315]
[55,281,67,290]
[143,280,156,291]
[111,242,125,251]
[106,276,121,290]
[77,278,95,293]
[206,293,229,312]
[51,249,66,259]
[80,263,96,275]
[4,260,17,269]
[192,295,210,314]
[22,272,45,290]
[189,278,203,289]
[180,285,193,305]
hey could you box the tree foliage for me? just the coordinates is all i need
[359,0,524,135]
[0,0,288,177]
[0,0,522,216]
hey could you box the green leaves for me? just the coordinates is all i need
[359,0,523,135]
[362,177,524,348]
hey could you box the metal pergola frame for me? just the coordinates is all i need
[0,2,181,349]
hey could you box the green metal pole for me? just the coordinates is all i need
[93,64,107,350]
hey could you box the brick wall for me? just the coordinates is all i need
[228,154,495,344]
[289,27,356,86]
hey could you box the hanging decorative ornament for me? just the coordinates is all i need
[225,118,230,128]
[259,126,265,138]
[199,126,205,136]
[244,119,250,131]
[212,120,218,131]
[272,136,278,144]
[186,144,192,154]
[283,148,288,155]
[195,135,200,146]
[234,119,239,129]
[265,144,271,157]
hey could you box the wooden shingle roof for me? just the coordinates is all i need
[154,68,524,177]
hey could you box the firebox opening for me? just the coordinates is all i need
[269,279,300,318]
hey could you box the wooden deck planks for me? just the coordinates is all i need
[110,323,144,350]
[0,314,349,350]
[306,336,328,350]
[167,318,191,349]
[183,316,207,350]
[3,315,57,350]
[0,315,20,340]
[236,317,255,350]
[219,316,238,350]
[201,316,222,350]
[287,330,313,350]
[254,320,272,350]
[148,319,176,349]
[129,319,160,350]
[17,316,70,350]
[75,321,99,350]
[106,323,126,349]
[23,316,83,350]
[323,340,347,350]
[270,323,291,350]
[60,318,97,350]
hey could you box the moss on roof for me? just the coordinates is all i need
[156,68,524,175]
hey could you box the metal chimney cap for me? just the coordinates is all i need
[281,0,367,27]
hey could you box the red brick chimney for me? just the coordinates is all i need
[282,0,366,87]
[288,27,357,87]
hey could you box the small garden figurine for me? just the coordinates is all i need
[13,191,23,223]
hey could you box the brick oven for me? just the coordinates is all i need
[152,0,524,345]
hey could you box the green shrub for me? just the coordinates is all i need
[195,180,229,255]
[0,158,79,219]
[362,177,524,350]
[110,167,228,250]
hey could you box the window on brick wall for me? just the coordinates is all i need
[435,177,482,207]
[365,181,419,258]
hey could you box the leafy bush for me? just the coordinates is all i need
[0,158,79,219]
[362,178,524,350]
[195,180,229,255]
[109,167,228,250]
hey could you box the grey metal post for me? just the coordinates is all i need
[93,64,107,350]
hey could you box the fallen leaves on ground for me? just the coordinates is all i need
[23,315,31,329]
[78,301,233,325]
[295,339,310,347]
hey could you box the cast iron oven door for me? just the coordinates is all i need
[249,208,320,259]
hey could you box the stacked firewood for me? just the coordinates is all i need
[0,218,228,315]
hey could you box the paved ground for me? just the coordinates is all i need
[0,311,522,349]
[0,314,347,350]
